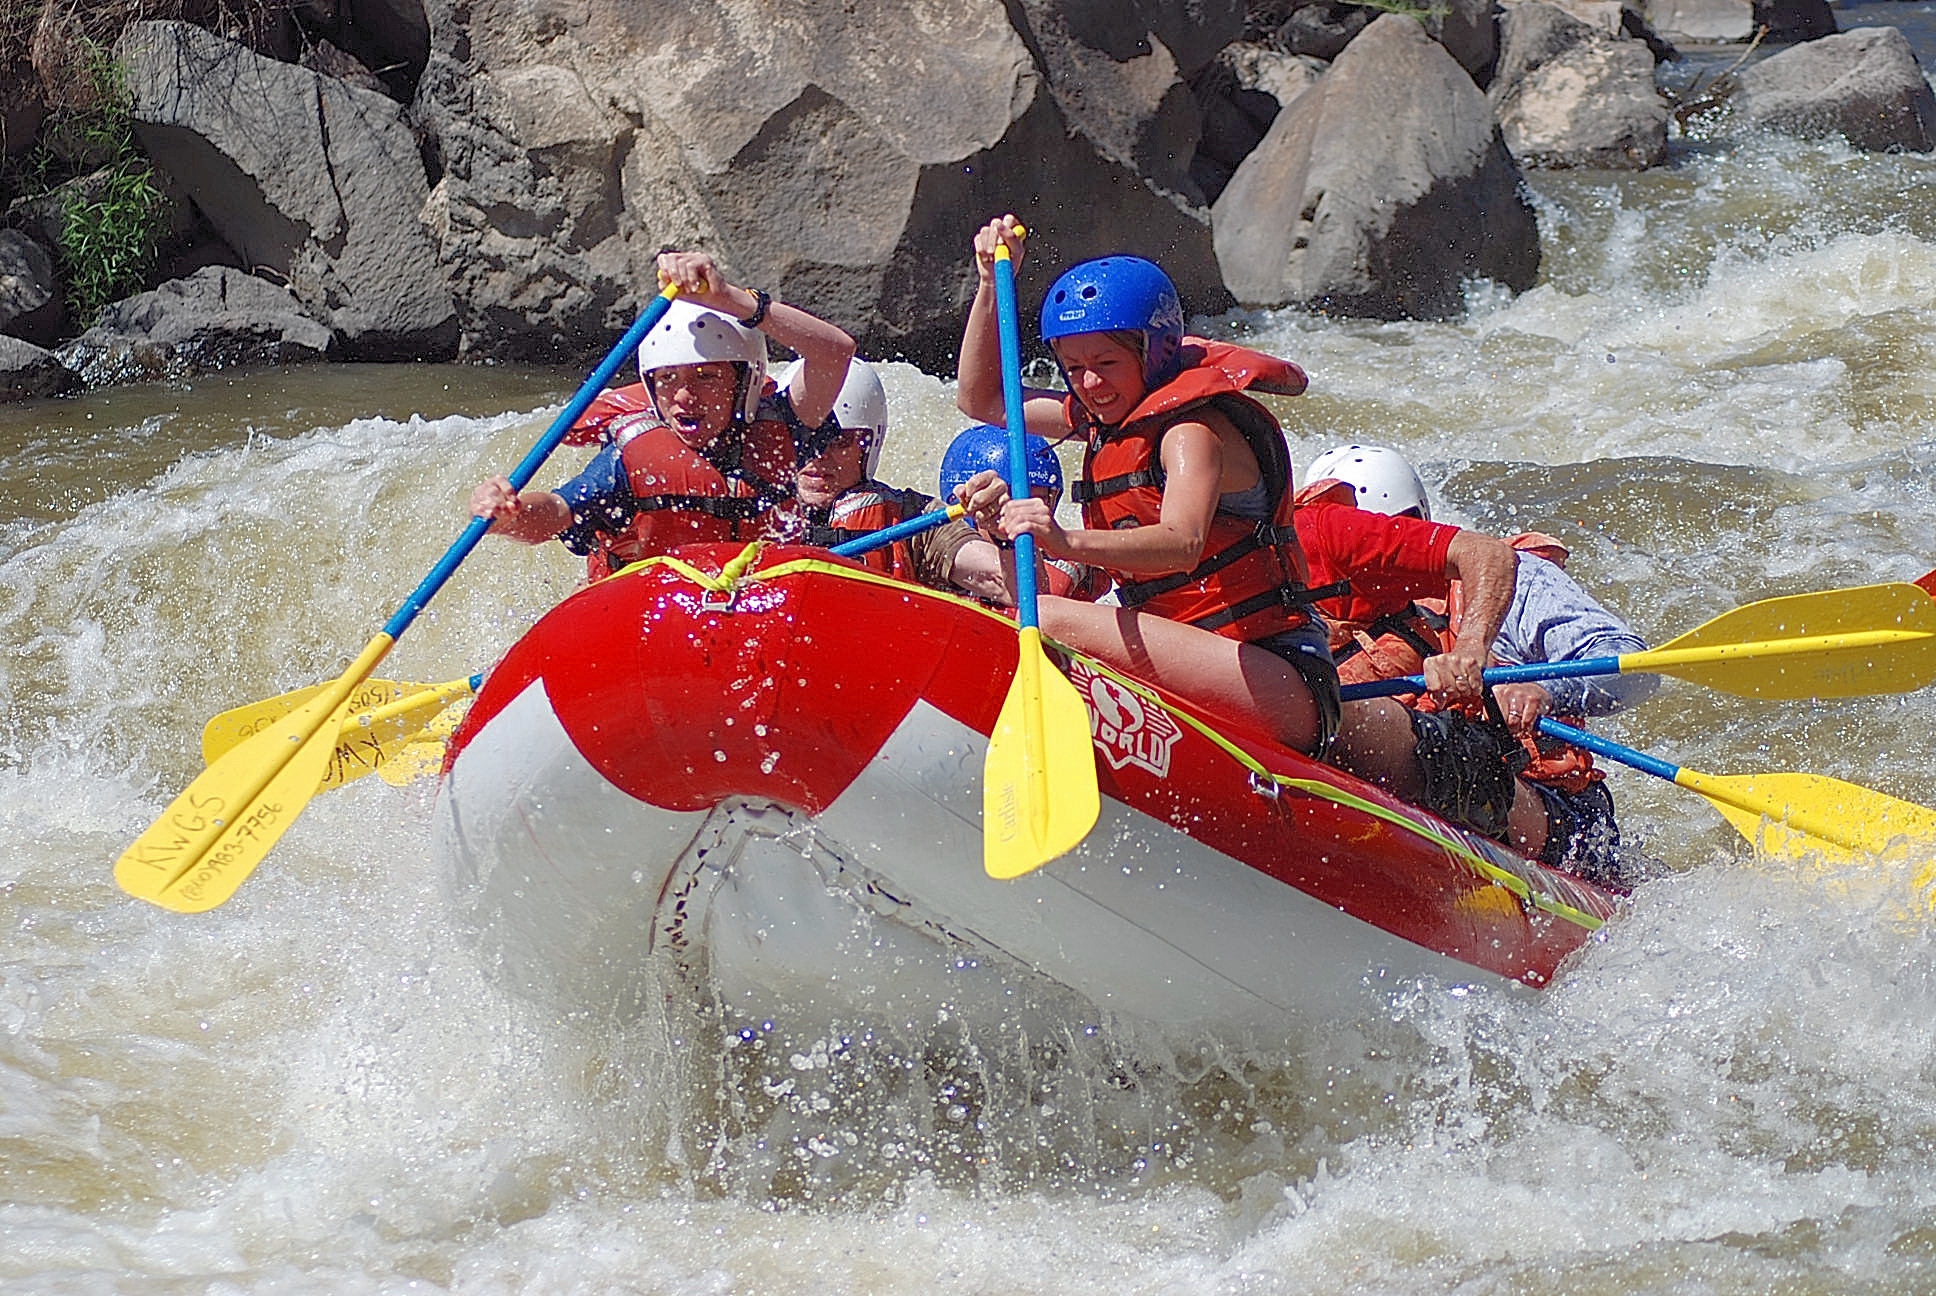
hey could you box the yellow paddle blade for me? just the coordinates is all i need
[1639,582,1936,699]
[201,678,423,764]
[373,699,469,787]
[117,690,355,912]
[116,635,395,912]
[1679,766,1936,865]
[984,629,1101,880]
[324,682,473,790]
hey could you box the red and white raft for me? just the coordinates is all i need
[434,543,1618,1034]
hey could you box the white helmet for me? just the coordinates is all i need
[780,356,890,479]
[1304,444,1432,521]
[636,297,768,420]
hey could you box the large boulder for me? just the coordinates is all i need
[115,20,457,359]
[1211,14,1540,319]
[0,229,64,347]
[55,265,335,387]
[1638,0,1831,44]
[1718,26,1936,152]
[1490,1,1668,169]
[55,263,336,383]
[417,0,1234,368]
[0,334,80,402]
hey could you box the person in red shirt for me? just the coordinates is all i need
[1291,492,1549,855]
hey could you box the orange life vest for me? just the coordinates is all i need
[1069,338,1317,642]
[588,416,798,576]
[796,482,935,582]
[1441,532,1602,795]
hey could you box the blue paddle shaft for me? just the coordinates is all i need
[1338,656,1625,702]
[991,250,1041,629]
[1538,716,1681,781]
[830,507,957,558]
[379,288,680,642]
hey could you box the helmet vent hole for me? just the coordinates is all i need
[1079,286,1098,299]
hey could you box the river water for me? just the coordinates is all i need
[7,10,1936,1291]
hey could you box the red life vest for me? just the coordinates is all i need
[796,482,935,582]
[1440,532,1602,795]
[1069,338,1317,642]
[587,416,798,576]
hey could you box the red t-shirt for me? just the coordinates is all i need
[1295,501,1459,626]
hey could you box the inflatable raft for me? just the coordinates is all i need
[433,543,1620,1036]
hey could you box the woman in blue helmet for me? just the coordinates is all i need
[938,424,1110,603]
[953,217,1483,757]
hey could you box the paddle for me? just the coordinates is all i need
[114,283,684,913]
[831,503,967,558]
[1339,582,1936,704]
[202,674,482,791]
[1541,718,1936,864]
[982,233,1100,880]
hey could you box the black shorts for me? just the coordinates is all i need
[1249,623,1342,758]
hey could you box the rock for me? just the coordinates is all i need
[1491,2,1668,169]
[55,266,335,387]
[1275,2,1371,60]
[1638,0,1753,44]
[1190,43,1326,202]
[1211,14,1540,319]
[116,20,457,359]
[1758,0,1836,44]
[1720,26,1936,151]
[0,334,81,401]
[418,0,1232,367]
[0,229,64,347]
[1427,0,1503,84]
[2,48,48,164]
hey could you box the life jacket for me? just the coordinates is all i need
[566,382,656,446]
[796,481,936,582]
[1440,532,1602,795]
[1068,338,1320,642]
[1292,477,1447,688]
[586,408,800,577]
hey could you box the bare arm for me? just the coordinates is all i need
[1420,528,1518,713]
[469,475,573,545]
[996,417,1228,576]
[954,215,1075,438]
[656,250,855,430]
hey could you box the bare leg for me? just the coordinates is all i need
[1333,697,1553,858]
[1037,596,1322,754]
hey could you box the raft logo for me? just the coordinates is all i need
[1068,661,1182,779]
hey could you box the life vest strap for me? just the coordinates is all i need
[1071,468,1162,505]
[632,493,768,521]
[1116,522,1325,608]
[1333,602,1448,665]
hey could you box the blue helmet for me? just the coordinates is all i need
[939,425,1062,511]
[1038,255,1184,388]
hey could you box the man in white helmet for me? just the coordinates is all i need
[1300,443,1656,888]
[468,249,855,577]
[773,356,1006,597]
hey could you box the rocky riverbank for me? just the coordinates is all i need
[2,0,1932,402]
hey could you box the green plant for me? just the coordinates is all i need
[56,155,167,321]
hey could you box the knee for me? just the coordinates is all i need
[1405,708,1528,840]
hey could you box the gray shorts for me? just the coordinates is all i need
[1249,622,1342,758]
